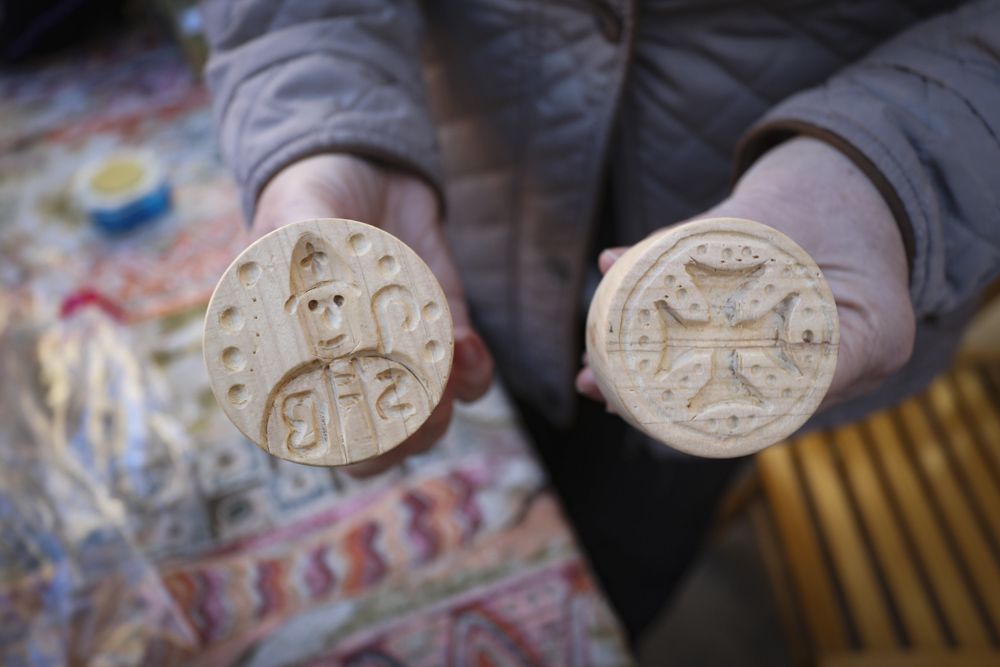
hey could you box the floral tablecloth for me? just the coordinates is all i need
[0,31,630,667]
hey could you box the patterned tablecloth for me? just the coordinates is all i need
[0,31,630,667]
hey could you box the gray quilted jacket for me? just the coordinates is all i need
[204,0,1000,428]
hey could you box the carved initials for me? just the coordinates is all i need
[375,367,417,421]
[280,390,325,451]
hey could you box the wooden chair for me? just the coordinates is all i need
[752,363,1000,666]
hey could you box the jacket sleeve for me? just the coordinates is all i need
[201,0,442,221]
[736,0,1000,320]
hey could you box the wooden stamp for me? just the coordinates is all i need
[204,219,453,466]
[586,218,839,458]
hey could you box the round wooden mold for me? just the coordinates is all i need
[203,219,453,466]
[586,218,839,458]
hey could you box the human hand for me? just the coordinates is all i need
[254,154,494,475]
[577,137,915,411]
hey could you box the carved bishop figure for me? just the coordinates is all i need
[204,219,453,466]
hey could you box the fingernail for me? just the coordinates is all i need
[600,248,624,265]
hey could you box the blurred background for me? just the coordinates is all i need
[1,2,998,666]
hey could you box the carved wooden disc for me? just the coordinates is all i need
[204,219,453,466]
[586,218,839,458]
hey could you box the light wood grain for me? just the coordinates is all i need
[204,218,453,466]
[587,218,839,457]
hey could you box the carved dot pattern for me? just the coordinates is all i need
[349,232,371,256]
[228,384,250,406]
[219,306,244,332]
[378,255,399,278]
[238,262,262,287]
[222,346,246,372]
[423,339,445,363]
[422,301,441,322]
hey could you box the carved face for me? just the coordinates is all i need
[288,233,373,361]
[294,281,366,360]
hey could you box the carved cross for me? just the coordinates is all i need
[655,260,801,413]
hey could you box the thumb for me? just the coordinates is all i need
[419,235,494,403]
[598,247,629,274]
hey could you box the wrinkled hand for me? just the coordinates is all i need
[577,137,915,411]
[254,154,494,476]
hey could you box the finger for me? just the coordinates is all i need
[415,236,473,331]
[452,326,494,402]
[344,392,455,478]
[398,212,496,401]
[575,366,606,403]
[598,247,630,274]
[378,179,497,402]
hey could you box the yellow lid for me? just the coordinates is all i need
[89,159,145,195]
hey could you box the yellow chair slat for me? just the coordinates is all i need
[759,442,852,652]
[897,399,1000,631]
[866,411,992,648]
[952,368,1000,480]
[834,424,946,649]
[819,651,1000,667]
[750,501,812,665]
[754,354,1000,665]
[926,378,1000,549]
[796,432,898,650]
